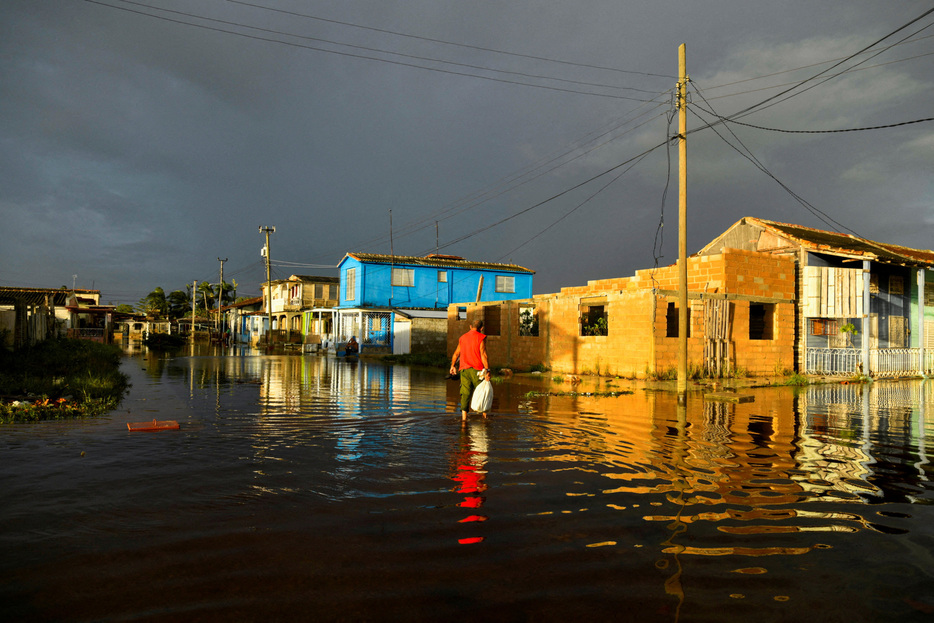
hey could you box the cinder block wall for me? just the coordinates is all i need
[448,248,796,377]
[411,317,447,354]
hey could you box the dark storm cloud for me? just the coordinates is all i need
[1,0,931,303]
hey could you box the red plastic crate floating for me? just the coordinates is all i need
[127,419,180,432]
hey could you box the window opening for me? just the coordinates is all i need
[519,305,539,337]
[581,303,608,336]
[666,302,690,338]
[749,303,774,340]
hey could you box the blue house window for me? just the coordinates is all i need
[438,271,448,283]
[495,275,515,293]
[345,268,356,301]
[392,268,414,287]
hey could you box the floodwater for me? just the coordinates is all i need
[2,348,934,622]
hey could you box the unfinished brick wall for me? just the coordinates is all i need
[448,249,796,377]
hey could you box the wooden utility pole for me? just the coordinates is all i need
[259,226,275,345]
[191,280,197,344]
[217,257,227,336]
[677,44,689,396]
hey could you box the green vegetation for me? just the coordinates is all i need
[528,363,549,373]
[782,373,810,386]
[0,338,129,423]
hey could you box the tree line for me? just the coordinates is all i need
[117,281,243,319]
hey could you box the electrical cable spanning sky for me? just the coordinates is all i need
[2,1,932,303]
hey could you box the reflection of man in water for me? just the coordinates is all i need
[451,420,489,544]
[449,319,490,421]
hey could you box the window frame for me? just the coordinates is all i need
[392,267,415,287]
[495,275,515,294]
[345,268,356,301]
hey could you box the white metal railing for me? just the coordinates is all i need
[870,348,921,378]
[806,347,931,377]
[806,348,861,376]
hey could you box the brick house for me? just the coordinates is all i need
[448,247,796,378]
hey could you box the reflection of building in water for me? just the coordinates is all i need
[797,381,930,502]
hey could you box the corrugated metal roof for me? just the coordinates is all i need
[753,218,934,268]
[0,287,96,306]
[344,252,534,273]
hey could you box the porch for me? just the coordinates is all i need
[805,347,934,378]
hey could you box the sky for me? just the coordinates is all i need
[2,0,932,305]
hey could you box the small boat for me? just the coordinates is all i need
[127,419,180,432]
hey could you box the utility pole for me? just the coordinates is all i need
[677,43,689,397]
[191,280,197,344]
[217,257,227,336]
[259,226,275,346]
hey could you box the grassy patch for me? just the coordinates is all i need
[0,338,129,423]
[781,373,810,386]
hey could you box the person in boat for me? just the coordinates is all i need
[346,336,359,355]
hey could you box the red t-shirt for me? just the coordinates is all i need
[458,329,486,371]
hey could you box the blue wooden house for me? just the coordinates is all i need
[335,253,534,354]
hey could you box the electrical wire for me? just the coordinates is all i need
[693,111,934,134]
[708,7,934,124]
[428,138,671,253]
[224,0,676,80]
[86,0,665,101]
[688,85,861,237]
[494,150,654,262]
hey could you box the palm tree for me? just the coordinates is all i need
[197,282,215,315]
[138,287,168,317]
[167,290,191,319]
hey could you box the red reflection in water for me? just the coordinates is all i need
[452,421,489,544]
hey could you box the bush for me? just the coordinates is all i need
[0,338,129,423]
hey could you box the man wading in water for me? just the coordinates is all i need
[449,319,490,421]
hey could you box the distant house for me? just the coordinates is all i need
[260,275,340,347]
[221,296,264,345]
[337,253,534,354]
[0,287,81,348]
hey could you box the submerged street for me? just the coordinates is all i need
[2,347,934,621]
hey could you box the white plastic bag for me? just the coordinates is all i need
[470,378,493,413]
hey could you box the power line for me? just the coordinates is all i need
[495,150,654,261]
[718,7,934,123]
[430,139,670,252]
[86,0,664,101]
[224,0,676,80]
[688,86,861,237]
[699,112,934,134]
